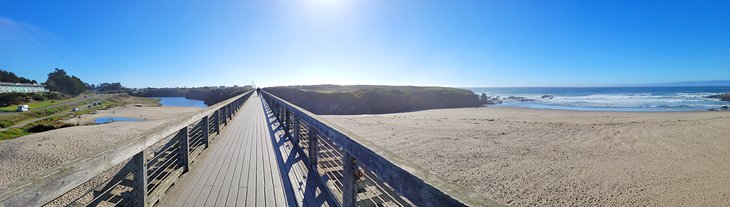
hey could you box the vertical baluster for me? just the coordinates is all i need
[202,116,210,148]
[132,150,149,207]
[342,153,356,207]
[178,127,190,172]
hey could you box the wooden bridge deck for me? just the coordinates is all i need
[160,93,288,207]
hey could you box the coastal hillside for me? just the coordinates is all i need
[265,85,479,115]
[132,86,251,105]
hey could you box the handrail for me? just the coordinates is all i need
[0,90,253,207]
[261,90,503,207]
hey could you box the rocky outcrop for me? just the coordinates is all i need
[266,85,480,115]
[541,95,554,99]
[479,93,503,105]
[706,93,730,102]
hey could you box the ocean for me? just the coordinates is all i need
[467,86,730,111]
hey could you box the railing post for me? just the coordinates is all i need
[214,110,221,135]
[293,116,300,144]
[308,127,318,172]
[178,127,190,172]
[342,153,356,207]
[284,109,290,133]
[223,108,228,126]
[132,150,149,207]
[202,116,210,148]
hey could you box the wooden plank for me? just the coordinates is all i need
[237,97,257,207]
[160,94,297,207]
[225,107,252,207]
[186,120,238,207]
[245,103,259,207]
[255,114,266,206]
[166,122,231,207]
[213,114,245,207]
[195,118,238,207]
[262,112,287,207]
[259,112,276,207]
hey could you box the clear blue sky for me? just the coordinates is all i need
[1,0,728,88]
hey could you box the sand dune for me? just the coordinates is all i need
[323,107,730,206]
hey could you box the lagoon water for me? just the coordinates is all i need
[152,97,207,108]
[94,117,143,124]
[468,86,730,111]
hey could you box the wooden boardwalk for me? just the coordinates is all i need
[160,93,289,207]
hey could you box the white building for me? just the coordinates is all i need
[0,82,49,93]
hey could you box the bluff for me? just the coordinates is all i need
[132,86,251,105]
[265,85,479,115]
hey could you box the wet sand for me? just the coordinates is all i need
[323,107,730,206]
[0,105,201,186]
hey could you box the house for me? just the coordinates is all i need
[0,82,49,93]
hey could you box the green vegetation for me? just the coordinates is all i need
[0,95,160,140]
[0,120,12,128]
[45,68,86,96]
[0,97,77,112]
[0,92,67,107]
[0,99,88,128]
[0,69,37,84]
[266,85,479,115]
[0,128,30,141]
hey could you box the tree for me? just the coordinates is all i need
[0,69,36,84]
[44,68,86,96]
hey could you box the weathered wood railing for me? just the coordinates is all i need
[261,90,503,207]
[0,90,253,207]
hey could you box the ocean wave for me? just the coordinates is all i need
[496,92,728,109]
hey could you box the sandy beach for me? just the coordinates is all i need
[0,105,201,186]
[323,107,730,206]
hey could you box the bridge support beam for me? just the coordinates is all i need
[132,150,149,207]
[342,153,356,207]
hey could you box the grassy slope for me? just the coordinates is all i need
[0,98,78,112]
[0,95,160,140]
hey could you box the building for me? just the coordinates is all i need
[0,82,49,93]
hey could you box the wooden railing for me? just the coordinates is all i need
[261,90,503,207]
[0,90,253,207]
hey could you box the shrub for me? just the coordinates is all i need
[0,120,13,128]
